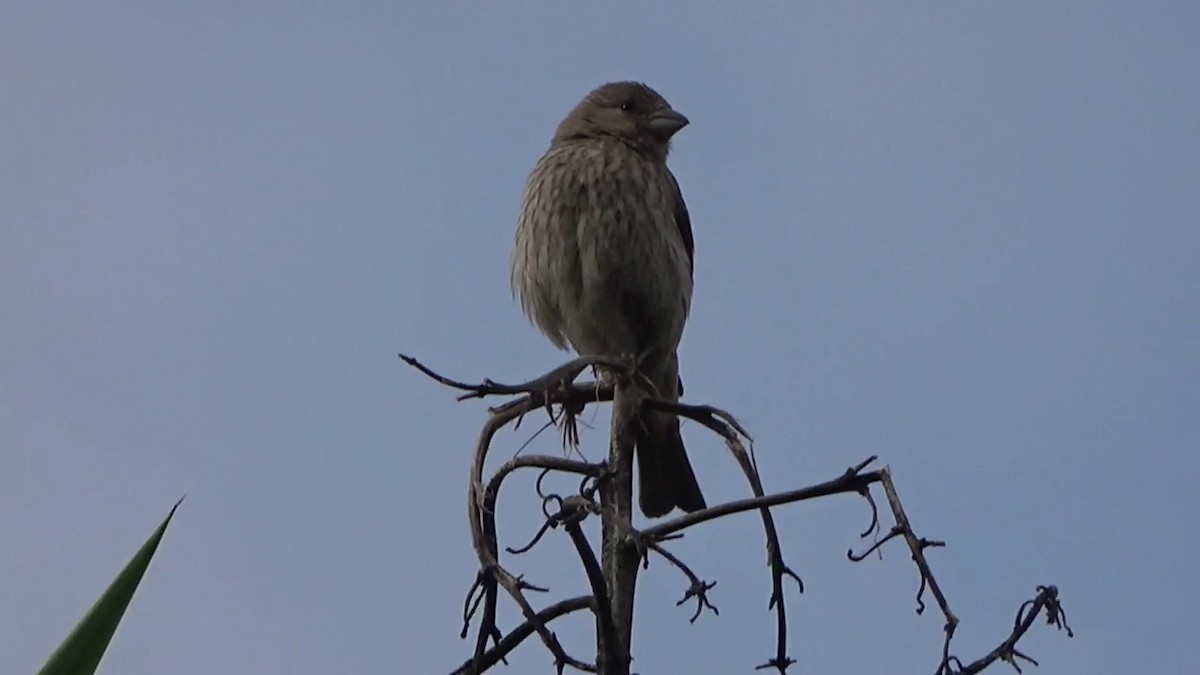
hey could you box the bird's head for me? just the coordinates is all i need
[553,81,689,160]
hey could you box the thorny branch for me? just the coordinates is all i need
[400,353,1072,674]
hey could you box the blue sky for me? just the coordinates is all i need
[2,2,1196,673]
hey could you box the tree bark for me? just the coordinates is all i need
[597,379,639,675]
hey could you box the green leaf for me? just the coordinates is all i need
[37,497,184,675]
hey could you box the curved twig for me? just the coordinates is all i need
[556,497,618,665]
[449,596,596,675]
[644,541,719,623]
[946,585,1073,674]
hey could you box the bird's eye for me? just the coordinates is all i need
[620,100,635,112]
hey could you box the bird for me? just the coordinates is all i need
[510,81,705,518]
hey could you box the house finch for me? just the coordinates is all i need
[510,81,705,517]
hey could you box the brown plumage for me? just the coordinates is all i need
[510,81,705,517]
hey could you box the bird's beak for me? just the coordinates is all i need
[647,108,690,137]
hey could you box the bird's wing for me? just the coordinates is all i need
[668,168,692,399]
[668,169,694,276]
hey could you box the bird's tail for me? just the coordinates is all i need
[635,354,706,518]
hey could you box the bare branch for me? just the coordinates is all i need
[644,462,882,540]
[449,596,596,675]
[556,497,619,669]
[400,352,627,402]
[948,586,1073,675]
[400,354,1072,674]
[596,376,640,675]
[643,541,719,623]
